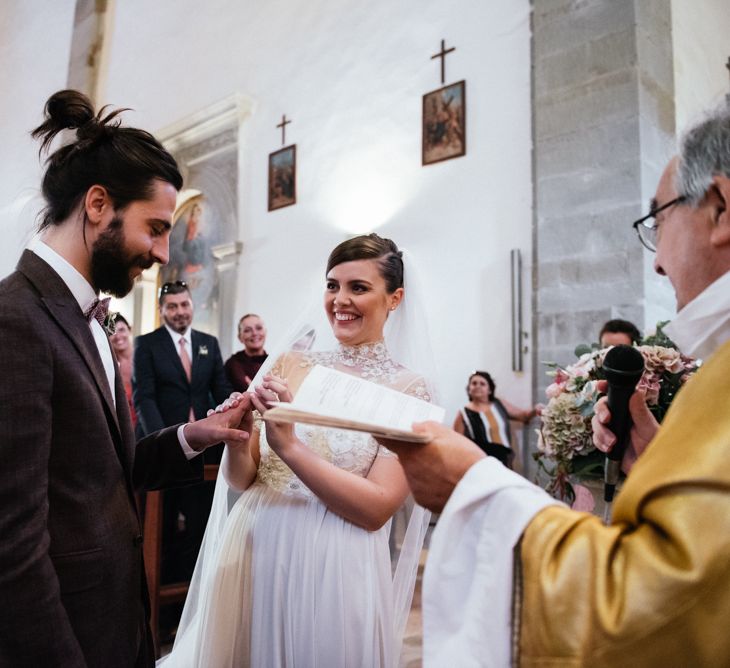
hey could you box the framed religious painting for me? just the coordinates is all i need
[422,80,466,165]
[268,145,297,211]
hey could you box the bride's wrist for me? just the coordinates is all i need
[273,434,301,460]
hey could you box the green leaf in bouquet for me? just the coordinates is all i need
[570,450,604,479]
[640,321,678,349]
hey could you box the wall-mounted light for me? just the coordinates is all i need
[511,248,524,372]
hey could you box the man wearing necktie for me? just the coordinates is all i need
[0,89,250,668]
[133,281,232,590]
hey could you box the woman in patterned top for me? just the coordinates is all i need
[453,370,540,468]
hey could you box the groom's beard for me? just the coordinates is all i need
[90,216,154,297]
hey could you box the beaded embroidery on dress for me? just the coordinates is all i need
[257,341,431,499]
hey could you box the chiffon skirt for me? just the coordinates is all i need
[162,481,395,667]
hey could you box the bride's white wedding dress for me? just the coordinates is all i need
[162,342,430,667]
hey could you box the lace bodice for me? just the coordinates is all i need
[256,342,430,499]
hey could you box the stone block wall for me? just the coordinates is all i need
[532,0,674,392]
[529,0,675,476]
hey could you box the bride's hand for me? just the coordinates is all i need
[251,375,296,457]
[251,374,293,412]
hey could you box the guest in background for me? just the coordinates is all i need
[599,318,641,347]
[453,370,539,468]
[133,281,232,587]
[224,313,268,391]
[110,313,137,429]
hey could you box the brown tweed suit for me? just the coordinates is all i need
[0,251,203,667]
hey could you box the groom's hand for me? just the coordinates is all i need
[185,393,253,451]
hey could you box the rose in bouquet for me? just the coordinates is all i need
[535,325,696,503]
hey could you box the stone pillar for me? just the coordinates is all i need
[67,0,115,105]
[530,0,675,476]
[532,0,674,387]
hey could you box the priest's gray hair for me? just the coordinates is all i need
[676,101,730,206]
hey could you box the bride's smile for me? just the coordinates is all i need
[325,258,403,346]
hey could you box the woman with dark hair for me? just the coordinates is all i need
[164,234,435,667]
[109,313,137,428]
[453,371,539,468]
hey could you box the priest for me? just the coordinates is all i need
[381,102,730,667]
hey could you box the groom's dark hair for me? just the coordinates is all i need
[326,233,404,293]
[31,89,183,232]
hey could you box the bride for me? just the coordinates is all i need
[161,233,436,667]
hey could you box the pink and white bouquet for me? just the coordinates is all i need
[535,330,696,503]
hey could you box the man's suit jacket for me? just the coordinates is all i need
[0,251,203,668]
[133,326,231,461]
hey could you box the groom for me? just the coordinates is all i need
[0,90,250,668]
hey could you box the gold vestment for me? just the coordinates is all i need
[517,339,730,666]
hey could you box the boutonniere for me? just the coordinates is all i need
[104,312,118,337]
[198,345,209,357]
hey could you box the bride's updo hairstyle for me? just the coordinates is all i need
[31,89,183,231]
[326,233,404,293]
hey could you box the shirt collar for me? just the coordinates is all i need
[165,323,191,346]
[32,240,97,313]
[664,270,730,361]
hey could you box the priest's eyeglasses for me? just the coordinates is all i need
[632,196,686,252]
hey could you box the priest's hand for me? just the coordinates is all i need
[376,421,486,513]
[592,380,659,474]
[184,392,253,451]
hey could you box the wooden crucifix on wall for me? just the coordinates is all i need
[268,114,296,211]
[422,39,466,165]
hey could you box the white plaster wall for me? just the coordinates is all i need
[672,0,730,131]
[0,1,76,278]
[101,0,534,418]
[0,0,533,420]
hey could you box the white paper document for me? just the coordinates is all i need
[263,365,445,442]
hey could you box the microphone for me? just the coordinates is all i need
[601,345,645,508]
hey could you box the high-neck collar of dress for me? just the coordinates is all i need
[335,340,391,363]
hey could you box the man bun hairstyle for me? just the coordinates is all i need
[31,89,183,231]
[326,233,404,293]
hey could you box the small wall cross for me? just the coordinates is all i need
[277,114,292,146]
[431,39,456,85]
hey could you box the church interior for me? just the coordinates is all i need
[2,0,730,665]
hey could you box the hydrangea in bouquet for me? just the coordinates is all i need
[534,324,697,504]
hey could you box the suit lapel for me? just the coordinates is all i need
[43,296,121,435]
[191,330,201,386]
